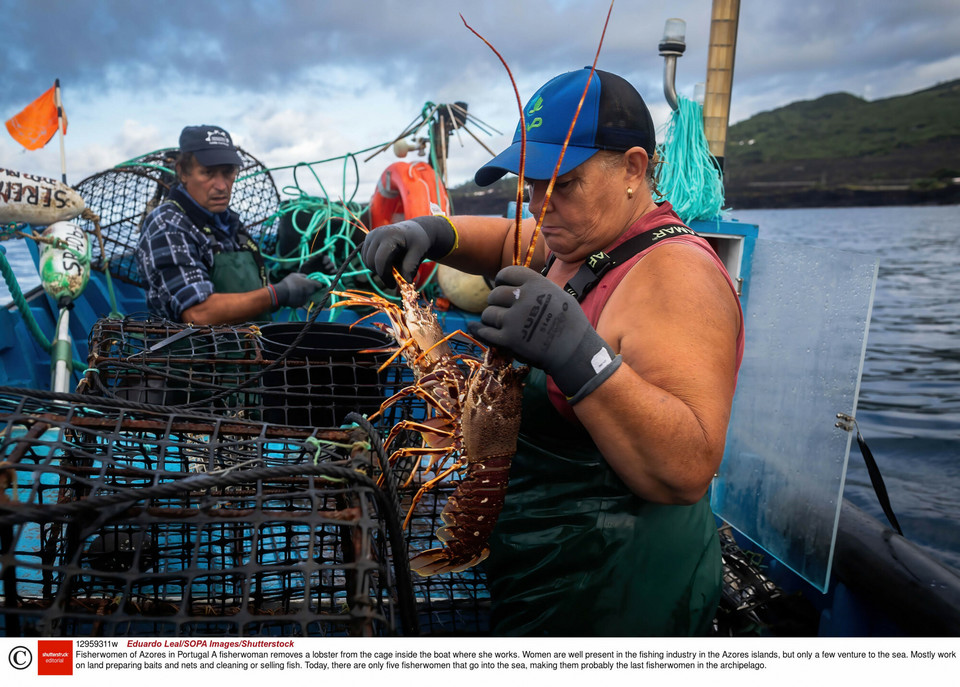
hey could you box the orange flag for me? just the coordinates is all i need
[5,82,68,151]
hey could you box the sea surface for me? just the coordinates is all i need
[1,237,41,303]
[3,205,960,572]
[732,205,960,572]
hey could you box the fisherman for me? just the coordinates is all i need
[136,124,320,324]
[361,68,744,636]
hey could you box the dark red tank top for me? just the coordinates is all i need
[545,201,745,421]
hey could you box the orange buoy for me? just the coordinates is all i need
[369,161,451,287]
[369,161,450,229]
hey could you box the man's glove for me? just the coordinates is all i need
[468,265,622,404]
[361,215,457,288]
[269,272,323,310]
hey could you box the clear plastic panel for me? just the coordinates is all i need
[712,238,878,592]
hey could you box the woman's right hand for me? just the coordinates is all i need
[360,215,457,288]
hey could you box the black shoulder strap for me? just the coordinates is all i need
[235,228,269,287]
[542,224,699,303]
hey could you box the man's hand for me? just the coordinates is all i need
[469,265,622,404]
[360,215,457,288]
[269,272,322,310]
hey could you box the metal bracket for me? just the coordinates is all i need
[835,412,857,432]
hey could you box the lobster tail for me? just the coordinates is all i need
[409,547,490,577]
[408,454,512,577]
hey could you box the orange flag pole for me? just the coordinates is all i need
[54,79,67,184]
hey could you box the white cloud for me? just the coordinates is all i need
[914,54,960,89]
[2,0,957,195]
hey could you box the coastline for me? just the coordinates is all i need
[450,184,960,215]
[723,184,960,210]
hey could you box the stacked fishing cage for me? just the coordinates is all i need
[0,386,412,637]
[0,316,492,637]
[71,148,281,285]
[3,142,491,637]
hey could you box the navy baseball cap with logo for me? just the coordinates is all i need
[475,68,656,186]
[179,125,243,167]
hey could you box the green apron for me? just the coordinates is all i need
[484,368,721,636]
[210,249,271,323]
[166,198,272,323]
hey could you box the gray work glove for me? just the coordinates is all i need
[468,265,622,404]
[269,272,323,310]
[361,215,457,288]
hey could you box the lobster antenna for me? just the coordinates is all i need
[460,13,527,266]
[523,0,615,268]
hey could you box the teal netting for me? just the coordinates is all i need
[655,95,725,223]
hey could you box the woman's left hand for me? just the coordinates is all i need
[468,265,621,403]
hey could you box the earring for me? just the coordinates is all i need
[627,187,634,199]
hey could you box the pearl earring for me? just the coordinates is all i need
[627,187,634,199]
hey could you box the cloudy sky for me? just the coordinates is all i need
[2,0,958,199]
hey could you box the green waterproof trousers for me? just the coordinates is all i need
[484,368,721,636]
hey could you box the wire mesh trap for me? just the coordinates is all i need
[4,314,788,637]
[712,525,823,636]
[72,148,281,286]
[2,316,492,636]
[0,388,417,637]
[81,318,398,429]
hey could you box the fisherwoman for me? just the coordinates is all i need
[361,68,744,636]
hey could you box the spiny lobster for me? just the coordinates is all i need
[332,275,526,575]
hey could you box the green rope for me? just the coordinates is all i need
[101,261,122,319]
[115,161,174,175]
[239,142,388,182]
[304,435,370,473]
[0,223,28,242]
[259,159,372,320]
[655,95,725,223]
[255,112,451,309]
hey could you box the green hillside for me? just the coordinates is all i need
[727,81,960,162]
[450,79,960,212]
[723,79,960,207]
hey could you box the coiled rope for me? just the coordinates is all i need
[255,102,458,307]
[264,158,371,318]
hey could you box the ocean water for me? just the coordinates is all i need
[3,205,960,572]
[733,205,960,572]
[0,237,41,302]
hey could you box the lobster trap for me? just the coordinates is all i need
[1,316,492,636]
[0,388,407,637]
[72,148,281,286]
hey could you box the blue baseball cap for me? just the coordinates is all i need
[179,125,243,167]
[475,68,656,186]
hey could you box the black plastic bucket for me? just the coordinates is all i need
[259,322,395,428]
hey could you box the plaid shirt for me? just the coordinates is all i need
[136,185,245,321]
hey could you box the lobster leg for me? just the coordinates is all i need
[332,279,525,577]
[402,461,464,530]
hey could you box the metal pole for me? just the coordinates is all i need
[659,19,687,112]
[54,78,67,184]
[51,307,73,392]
